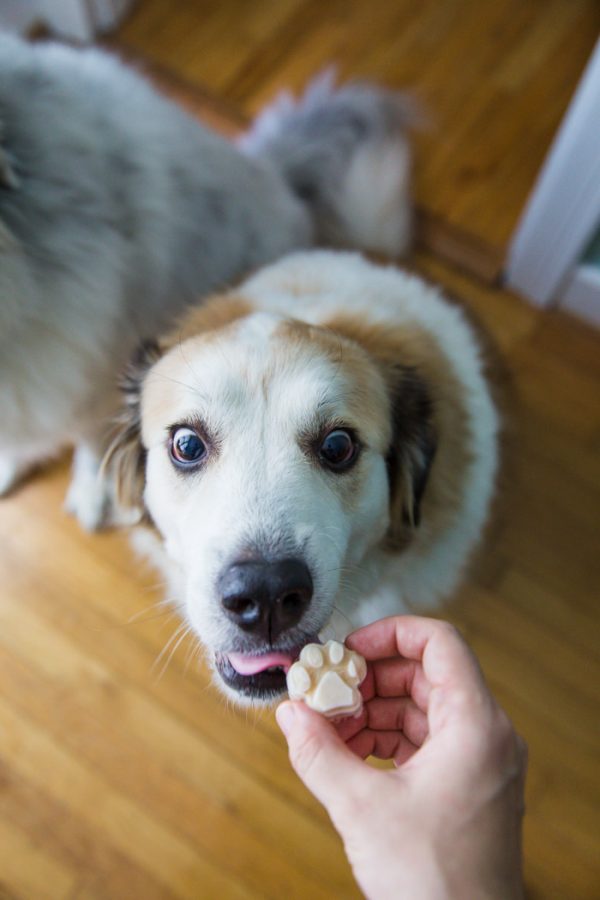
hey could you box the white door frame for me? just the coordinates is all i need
[505,39,600,312]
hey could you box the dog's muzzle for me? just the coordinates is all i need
[218,557,313,640]
[215,557,316,698]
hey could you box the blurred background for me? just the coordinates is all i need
[0,2,598,898]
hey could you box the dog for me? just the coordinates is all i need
[106,250,499,705]
[0,37,413,529]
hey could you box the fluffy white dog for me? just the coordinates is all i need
[0,38,413,528]
[107,251,499,705]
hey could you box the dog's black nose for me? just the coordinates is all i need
[218,558,313,640]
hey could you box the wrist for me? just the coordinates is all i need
[344,831,523,900]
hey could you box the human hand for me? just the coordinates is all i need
[276,616,527,899]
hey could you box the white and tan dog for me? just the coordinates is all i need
[109,251,498,704]
[0,38,413,529]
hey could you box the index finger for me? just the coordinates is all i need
[346,616,487,695]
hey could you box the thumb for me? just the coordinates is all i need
[276,700,371,816]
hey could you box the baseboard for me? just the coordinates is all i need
[415,209,504,285]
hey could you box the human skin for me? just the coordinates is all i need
[276,616,527,899]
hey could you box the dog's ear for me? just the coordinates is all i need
[385,365,437,545]
[324,316,438,544]
[104,339,164,513]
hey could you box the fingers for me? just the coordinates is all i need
[346,728,419,766]
[347,616,499,743]
[368,657,431,711]
[335,706,368,742]
[346,614,439,660]
[347,615,488,699]
[276,700,375,815]
[335,697,428,762]
[363,696,429,746]
[338,695,428,744]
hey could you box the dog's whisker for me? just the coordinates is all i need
[124,597,173,626]
[140,579,170,595]
[151,620,191,680]
[183,637,196,672]
[316,528,345,557]
[156,624,193,681]
[152,619,187,664]
[123,607,178,628]
[184,634,204,674]
[331,603,354,628]
[147,367,208,402]
[176,337,208,398]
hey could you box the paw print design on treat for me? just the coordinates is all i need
[286,640,367,718]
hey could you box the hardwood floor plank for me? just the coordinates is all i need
[0,606,358,898]
[0,693,274,900]
[2,265,598,895]
[3,9,600,893]
[0,817,77,900]
[0,768,178,900]
[0,491,330,819]
[498,567,600,659]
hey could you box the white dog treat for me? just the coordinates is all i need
[286,640,367,718]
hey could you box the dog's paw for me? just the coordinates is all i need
[65,443,143,531]
[286,640,367,718]
[65,469,142,532]
[65,444,112,531]
[64,468,110,531]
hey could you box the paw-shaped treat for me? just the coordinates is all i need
[286,640,367,718]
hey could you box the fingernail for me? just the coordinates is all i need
[276,703,296,737]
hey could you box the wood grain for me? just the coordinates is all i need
[1,246,598,897]
[1,6,600,898]
[112,0,600,280]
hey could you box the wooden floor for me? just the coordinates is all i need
[113,0,600,279]
[2,4,600,899]
[1,258,598,899]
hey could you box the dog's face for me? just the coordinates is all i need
[110,299,436,704]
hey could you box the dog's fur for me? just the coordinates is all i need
[0,39,413,528]
[108,250,499,704]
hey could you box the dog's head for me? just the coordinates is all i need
[108,296,436,703]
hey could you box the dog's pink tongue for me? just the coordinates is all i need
[228,651,294,676]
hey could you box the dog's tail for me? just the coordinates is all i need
[239,69,417,257]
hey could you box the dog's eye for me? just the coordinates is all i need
[170,427,207,467]
[318,429,358,471]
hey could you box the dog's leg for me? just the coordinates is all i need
[64,442,109,531]
[65,440,141,531]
